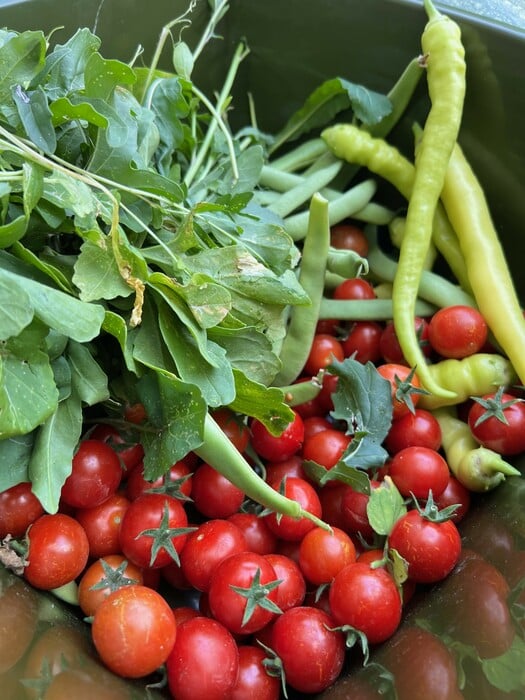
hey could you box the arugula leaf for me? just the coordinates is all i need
[0,433,33,491]
[0,31,46,128]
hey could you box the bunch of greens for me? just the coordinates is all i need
[0,0,394,514]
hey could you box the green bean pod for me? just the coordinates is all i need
[434,407,521,491]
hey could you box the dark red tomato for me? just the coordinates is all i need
[342,321,383,364]
[319,482,353,531]
[388,446,450,500]
[88,423,144,474]
[340,481,380,540]
[0,482,44,538]
[298,525,356,585]
[428,305,488,359]
[379,317,431,365]
[468,391,525,456]
[376,363,424,419]
[180,519,247,592]
[315,317,340,335]
[264,553,306,611]
[75,492,130,559]
[434,475,471,524]
[92,584,176,678]
[263,476,322,541]
[118,493,190,569]
[208,551,280,635]
[270,606,345,694]
[227,512,278,555]
[162,560,193,591]
[329,562,402,644]
[330,223,369,257]
[230,645,280,700]
[302,416,332,440]
[24,514,89,590]
[304,333,345,376]
[250,411,304,463]
[40,666,133,700]
[60,440,123,509]
[212,407,250,453]
[301,428,351,471]
[78,554,144,617]
[379,625,463,700]
[191,462,245,519]
[388,509,461,584]
[385,408,442,454]
[166,617,239,700]
[316,372,339,414]
[0,573,38,673]
[265,455,307,483]
[125,460,192,502]
[333,277,376,301]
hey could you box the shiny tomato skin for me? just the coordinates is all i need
[428,304,488,359]
[329,562,402,644]
[89,423,144,474]
[333,277,376,301]
[304,333,345,376]
[342,320,383,364]
[330,223,369,257]
[0,482,45,539]
[75,492,130,559]
[301,428,351,471]
[118,493,189,569]
[264,553,306,611]
[77,554,144,617]
[388,509,461,584]
[250,411,304,462]
[92,584,176,678]
[379,317,431,365]
[385,408,442,454]
[435,475,471,524]
[230,645,280,700]
[24,514,90,590]
[270,606,345,694]
[212,407,250,453]
[387,446,450,500]
[208,551,280,635]
[227,511,278,555]
[61,440,123,509]
[467,391,525,456]
[298,525,356,585]
[263,476,322,542]
[377,363,423,419]
[191,462,245,519]
[340,481,380,540]
[166,616,239,700]
[125,460,192,502]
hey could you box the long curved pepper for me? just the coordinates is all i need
[390,0,465,398]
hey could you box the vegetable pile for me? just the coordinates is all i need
[1,0,525,697]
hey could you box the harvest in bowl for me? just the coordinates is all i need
[0,0,524,698]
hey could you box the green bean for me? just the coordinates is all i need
[319,297,436,320]
[269,138,329,172]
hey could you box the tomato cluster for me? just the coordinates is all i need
[2,222,525,699]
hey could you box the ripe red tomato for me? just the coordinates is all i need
[434,475,471,523]
[264,553,307,611]
[125,460,193,502]
[388,446,450,500]
[428,304,488,359]
[191,462,245,519]
[388,509,461,583]
[301,428,351,471]
[341,320,383,363]
[166,617,239,700]
[0,482,44,538]
[330,223,369,257]
[0,574,38,673]
[329,562,402,644]
[180,518,248,592]
[385,407,442,454]
[118,493,190,569]
[377,363,424,419]
[333,277,376,301]
[75,492,130,559]
[298,525,356,585]
[270,606,345,694]
[92,584,176,678]
[304,333,345,375]
[379,317,431,365]
[230,645,281,700]
[208,551,280,635]
[24,513,90,590]
[60,440,123,509]
[263,476,322,541]
[227,511,278,555]
[89,423,144,474]
[250,410,304,462]
[78,554,144,617]
[212,407,250,453]
[340,480,380,540]
[467,390,525,456]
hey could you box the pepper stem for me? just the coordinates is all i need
[423,0,440,21]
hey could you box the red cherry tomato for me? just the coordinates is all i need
[75,492,130,559]
[250,411,304,462]
[60,439,123,509]
[191,462,245,519]
[330,223,369,257]
[0,482,44,538]
[304,333,345,376]
[388,446,450,500]
[385,408,442,454]
[428,304,488,359]
[298,525,356,585]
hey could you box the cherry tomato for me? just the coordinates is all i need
[89,424,144,474]
[227,511,278,555]
[428,305,488,359]
[301,428,351,471]
[180,518,248,592]
[388,446,450,500]
[467,390,525,456]
[92,584,176,678]
[434,475,471,524]
[270,606,345,694]
[191,462,245,519]
[250,410,304,462]
[60,440,123,509]
[118,493,190,569]
[388,509,461,583]
[264,454,307,484]
[230,645,280,700]
[304,333,345,375]
[385,407,442,454]
[298,525,356,585]
[342,320,383,363]
[340,481,380,540]
[302,416,332,440]
[264,553,306,611]
[212,407,250,453]
[75,492,130,559]
[166,616,239,700]
[123,402,147,424]
[78,554,144,617]
[24,513,90,590]
[379,317,431,365]
[333,277,376,301]
[208,551,280,635]
[0,482,44,539]
[330,223,369,257]
[263,476,322,541]
[377,363,424,419]
[329,562,402,644]
[125,460,192,502]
